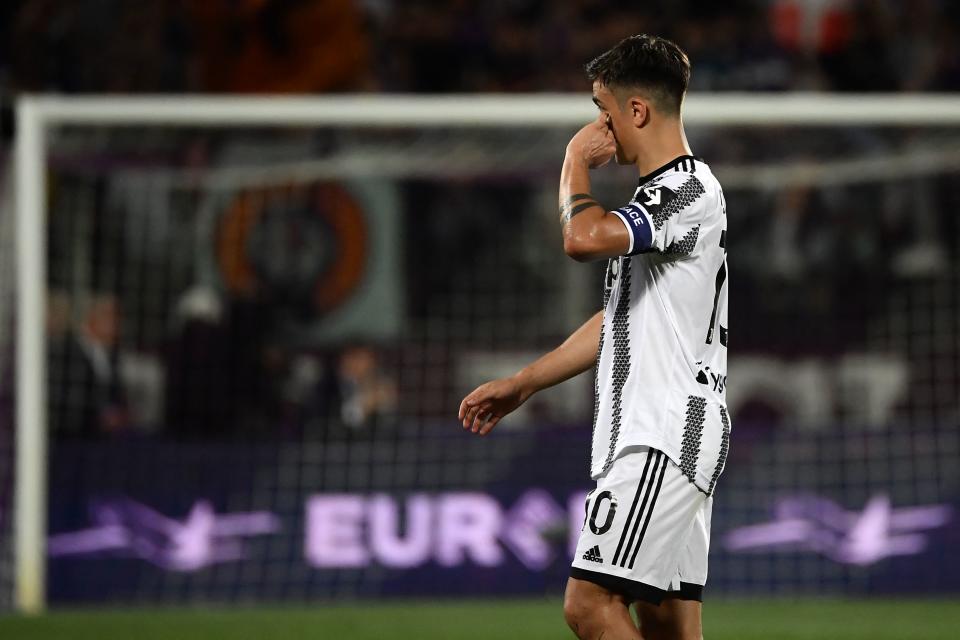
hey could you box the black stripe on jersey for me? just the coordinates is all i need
[611,450,656,566]
[706,260,727,344]
[628,454,669,569]
[590,260,615,472]
[600,258,632,475]
[589,327,605,472]
[646,176,706,232]
[618,451,665,568]
[665,224,700,256]
[638,155,701,186]
[679,396,707,482]
[707,406,732,496]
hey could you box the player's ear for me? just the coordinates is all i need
[628,97,649,129]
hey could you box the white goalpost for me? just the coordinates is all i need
[12,92,960,613]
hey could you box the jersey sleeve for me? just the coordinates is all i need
[610,173,708,257]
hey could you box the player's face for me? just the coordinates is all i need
[592,82,633,165]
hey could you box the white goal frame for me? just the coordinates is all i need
[13,92,960,613]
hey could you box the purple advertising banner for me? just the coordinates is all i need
[46,425,960,604]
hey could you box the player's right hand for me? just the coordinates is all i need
[567,114,617,169]
[458,376,528,436]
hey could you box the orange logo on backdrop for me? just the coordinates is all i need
[216,182,368,315]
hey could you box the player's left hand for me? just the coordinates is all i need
[458,376,528,436]
[567,114,616,169]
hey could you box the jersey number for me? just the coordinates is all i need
[706,229,728,346]
[587,490,617,535]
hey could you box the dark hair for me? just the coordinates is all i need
[585,35,690,115]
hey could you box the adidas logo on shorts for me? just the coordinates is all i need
[582,545,604,563]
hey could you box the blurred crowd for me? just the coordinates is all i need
[372,0,960,92]
[0,0,957,101]
[48,287,399,439]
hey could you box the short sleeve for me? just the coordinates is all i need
[611,173,708,257]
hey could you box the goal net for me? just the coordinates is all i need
[4,94,960,610]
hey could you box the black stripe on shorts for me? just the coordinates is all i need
[570,567,667,606]
[619,451,667,568]
[628,455,668,569]
[570,568,705,605]
[611,450,656,566]
[665,581,704,602]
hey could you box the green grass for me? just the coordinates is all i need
[0,598,957,639]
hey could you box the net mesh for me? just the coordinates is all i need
[13,114,960,604]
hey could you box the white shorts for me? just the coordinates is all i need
[570,447,712,605]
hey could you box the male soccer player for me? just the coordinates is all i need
[458,35,729,639]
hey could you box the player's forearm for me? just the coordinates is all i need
[559,152,629,261]
[513,310,603,398]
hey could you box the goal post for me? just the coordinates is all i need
[12,93,960,613]
[13,101,46,615]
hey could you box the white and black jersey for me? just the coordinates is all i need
[591,155,730,495]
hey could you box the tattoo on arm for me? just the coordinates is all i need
[560,193,601,225]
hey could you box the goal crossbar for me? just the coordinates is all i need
[19,93,960,127]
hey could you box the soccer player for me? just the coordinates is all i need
[458,35,729,639]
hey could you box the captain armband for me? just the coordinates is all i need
[610,203,654,255]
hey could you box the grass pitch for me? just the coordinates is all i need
[0,598,956,639]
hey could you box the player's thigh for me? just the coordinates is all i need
[563,576,636,632]
[635,598,702,640]
[564,575,632,612]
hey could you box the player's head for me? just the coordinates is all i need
[585,35,690,164]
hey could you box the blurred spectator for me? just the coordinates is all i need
[165,287,291,439]
[49,293,132,437]
[335,344,397,431]
[165,287,234,438]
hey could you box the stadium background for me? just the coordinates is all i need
[0,0,959,638]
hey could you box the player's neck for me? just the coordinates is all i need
[634,119,692,177]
